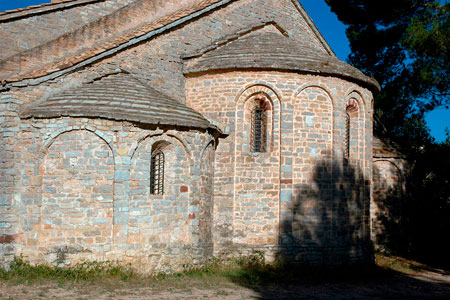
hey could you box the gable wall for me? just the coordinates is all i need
[0,0,135,61]
[2,0,329,101]
[78,0,330,103]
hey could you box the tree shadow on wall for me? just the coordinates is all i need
[278,154,371,267]
[228,154,450,299]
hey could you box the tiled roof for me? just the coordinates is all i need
[20,72,213,129]
[373,137,406,158]
[184,32,380,92]
[0,0,231,84]
[0,0,337,87]
[0,0,106,22]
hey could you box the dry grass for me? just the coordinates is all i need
[376,253,450,276]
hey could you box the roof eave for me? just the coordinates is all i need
[183,65,381,94]
[19,110,222,132]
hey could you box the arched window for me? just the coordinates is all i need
[344,112,350,162]
[249,98,268,153]
[344,99,359,163]
[150,150,164,195]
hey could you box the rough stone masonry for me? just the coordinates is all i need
[0,0,404,272]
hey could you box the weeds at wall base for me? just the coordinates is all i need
[0,252,384,287]
[0,251,276,286]
[0,255,137,284]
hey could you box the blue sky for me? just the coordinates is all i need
[1,0,449,142]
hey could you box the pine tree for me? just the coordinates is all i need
[325,0,449,146]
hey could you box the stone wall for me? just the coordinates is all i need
[1,0,328,269]
[372,141,409,253]
[0,116,214,272]
[40,130,114,264]
[0,92,22,267]
[186,71,374,265]
[0,0,376,269]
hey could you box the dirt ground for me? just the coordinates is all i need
[1,259,450,300]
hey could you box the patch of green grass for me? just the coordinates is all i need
[0,251,384,289]
[0,255,136,283]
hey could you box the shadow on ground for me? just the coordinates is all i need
[232,264,450,300]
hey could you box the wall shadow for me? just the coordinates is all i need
[373,154,450,271]
[278,153,372,266]
[372,160,411,255]
[227,153,450,299]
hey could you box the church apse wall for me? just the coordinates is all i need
[2,116,215,272]
[186,71,374,264]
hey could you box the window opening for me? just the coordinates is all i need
[150,151,164,195]
[250,99,268,153]
[344,113,350,162]
[253,108,264,152]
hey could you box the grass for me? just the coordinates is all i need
[1,253,448,300]
[0,255,136,283]
[0,251,289,290]
[0,252,443,289]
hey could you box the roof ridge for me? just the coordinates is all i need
[0,0,108,22]
[181,21,289,59]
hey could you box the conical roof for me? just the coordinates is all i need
[184,32,380,92]
[20,72,212,129]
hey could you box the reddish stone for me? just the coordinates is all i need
[0,234,18,244]
[280,179,292,184]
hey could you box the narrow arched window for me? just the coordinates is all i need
[150,150,164,195]
[344,98,359,163]
[344,112,350,162]
[250,101,267,153]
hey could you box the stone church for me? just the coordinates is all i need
[0,0,403,272]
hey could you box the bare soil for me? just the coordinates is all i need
[1,256,450,300]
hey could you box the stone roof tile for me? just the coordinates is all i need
[0,0,107,22]
[184,32,380,92]
[373,136,407,158]
[1,0,230,84]
[1,0,336,88]
[20,72,213,130]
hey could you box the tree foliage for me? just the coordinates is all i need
[325,0,450,266]
[325,0,449,143]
